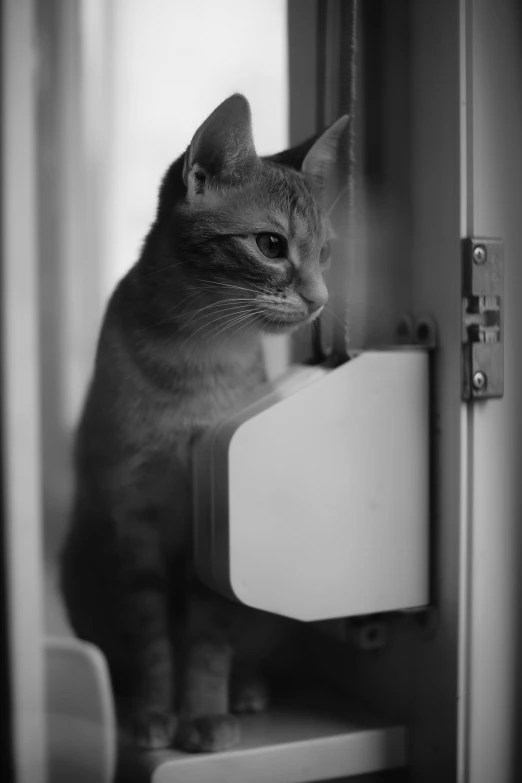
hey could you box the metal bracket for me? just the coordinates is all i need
[396,312,438,349]
[462,237,504,401]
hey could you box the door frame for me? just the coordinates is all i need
[1,0,47,781]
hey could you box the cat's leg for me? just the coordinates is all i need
[228,606,289,716]
[230,666,270,715]
[114,587,176,750]
[175,589,240,753]
[111,521,179,750]
[61,517,177,750]
[175,637,240,753]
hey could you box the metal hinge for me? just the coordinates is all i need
[462,237,504,401]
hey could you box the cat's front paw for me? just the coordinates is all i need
[122,707,177,750]
[175,714,240,753]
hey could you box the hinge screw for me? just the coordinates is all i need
[472,370,487,391]
[473,245,487,265]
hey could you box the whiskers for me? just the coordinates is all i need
[132,257,189,282]
[195,278,268,298]
[176,311,260,356]
[170,277,274,349]
[135,275,302,351]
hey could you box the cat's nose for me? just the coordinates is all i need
[301,280,329,311]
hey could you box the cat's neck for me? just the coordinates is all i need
[140,330,264,398]
[165,328,262,373]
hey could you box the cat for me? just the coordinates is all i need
[60,93,348,754]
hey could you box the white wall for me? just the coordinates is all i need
[103,0,290,377]
[104,0,288,280]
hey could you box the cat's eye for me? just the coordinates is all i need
[256,233,287,260]
[320,241,331,267]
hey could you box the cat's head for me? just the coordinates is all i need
[151,94,348,336]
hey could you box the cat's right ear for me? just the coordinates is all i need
[301,115,350,210]
[182,94,257,200]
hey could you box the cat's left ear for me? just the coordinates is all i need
[182,94,257,199]
[302,115,350,210]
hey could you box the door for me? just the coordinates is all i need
[309,2,522,781]
[461,0,522,780]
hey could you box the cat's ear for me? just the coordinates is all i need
[301,115,350,210]
[182,94,257,199]
[263,133,324,170]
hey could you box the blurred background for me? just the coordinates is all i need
[4,1,522,781]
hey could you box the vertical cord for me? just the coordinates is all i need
[311,1,329,364]
[339,0,358,357]
[312,0,358,364]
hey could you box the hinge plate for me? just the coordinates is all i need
[462,237,504,401]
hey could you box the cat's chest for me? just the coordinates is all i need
[201,367,261,411]
[156,358,266,440]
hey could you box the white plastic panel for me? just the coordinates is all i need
[148,691,407,783]
[193,365,329,589]
[45,637,116,783]
[194,350,430,621]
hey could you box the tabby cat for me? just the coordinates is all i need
[60,94,348,753]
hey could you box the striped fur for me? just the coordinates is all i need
[60,95,348,753]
